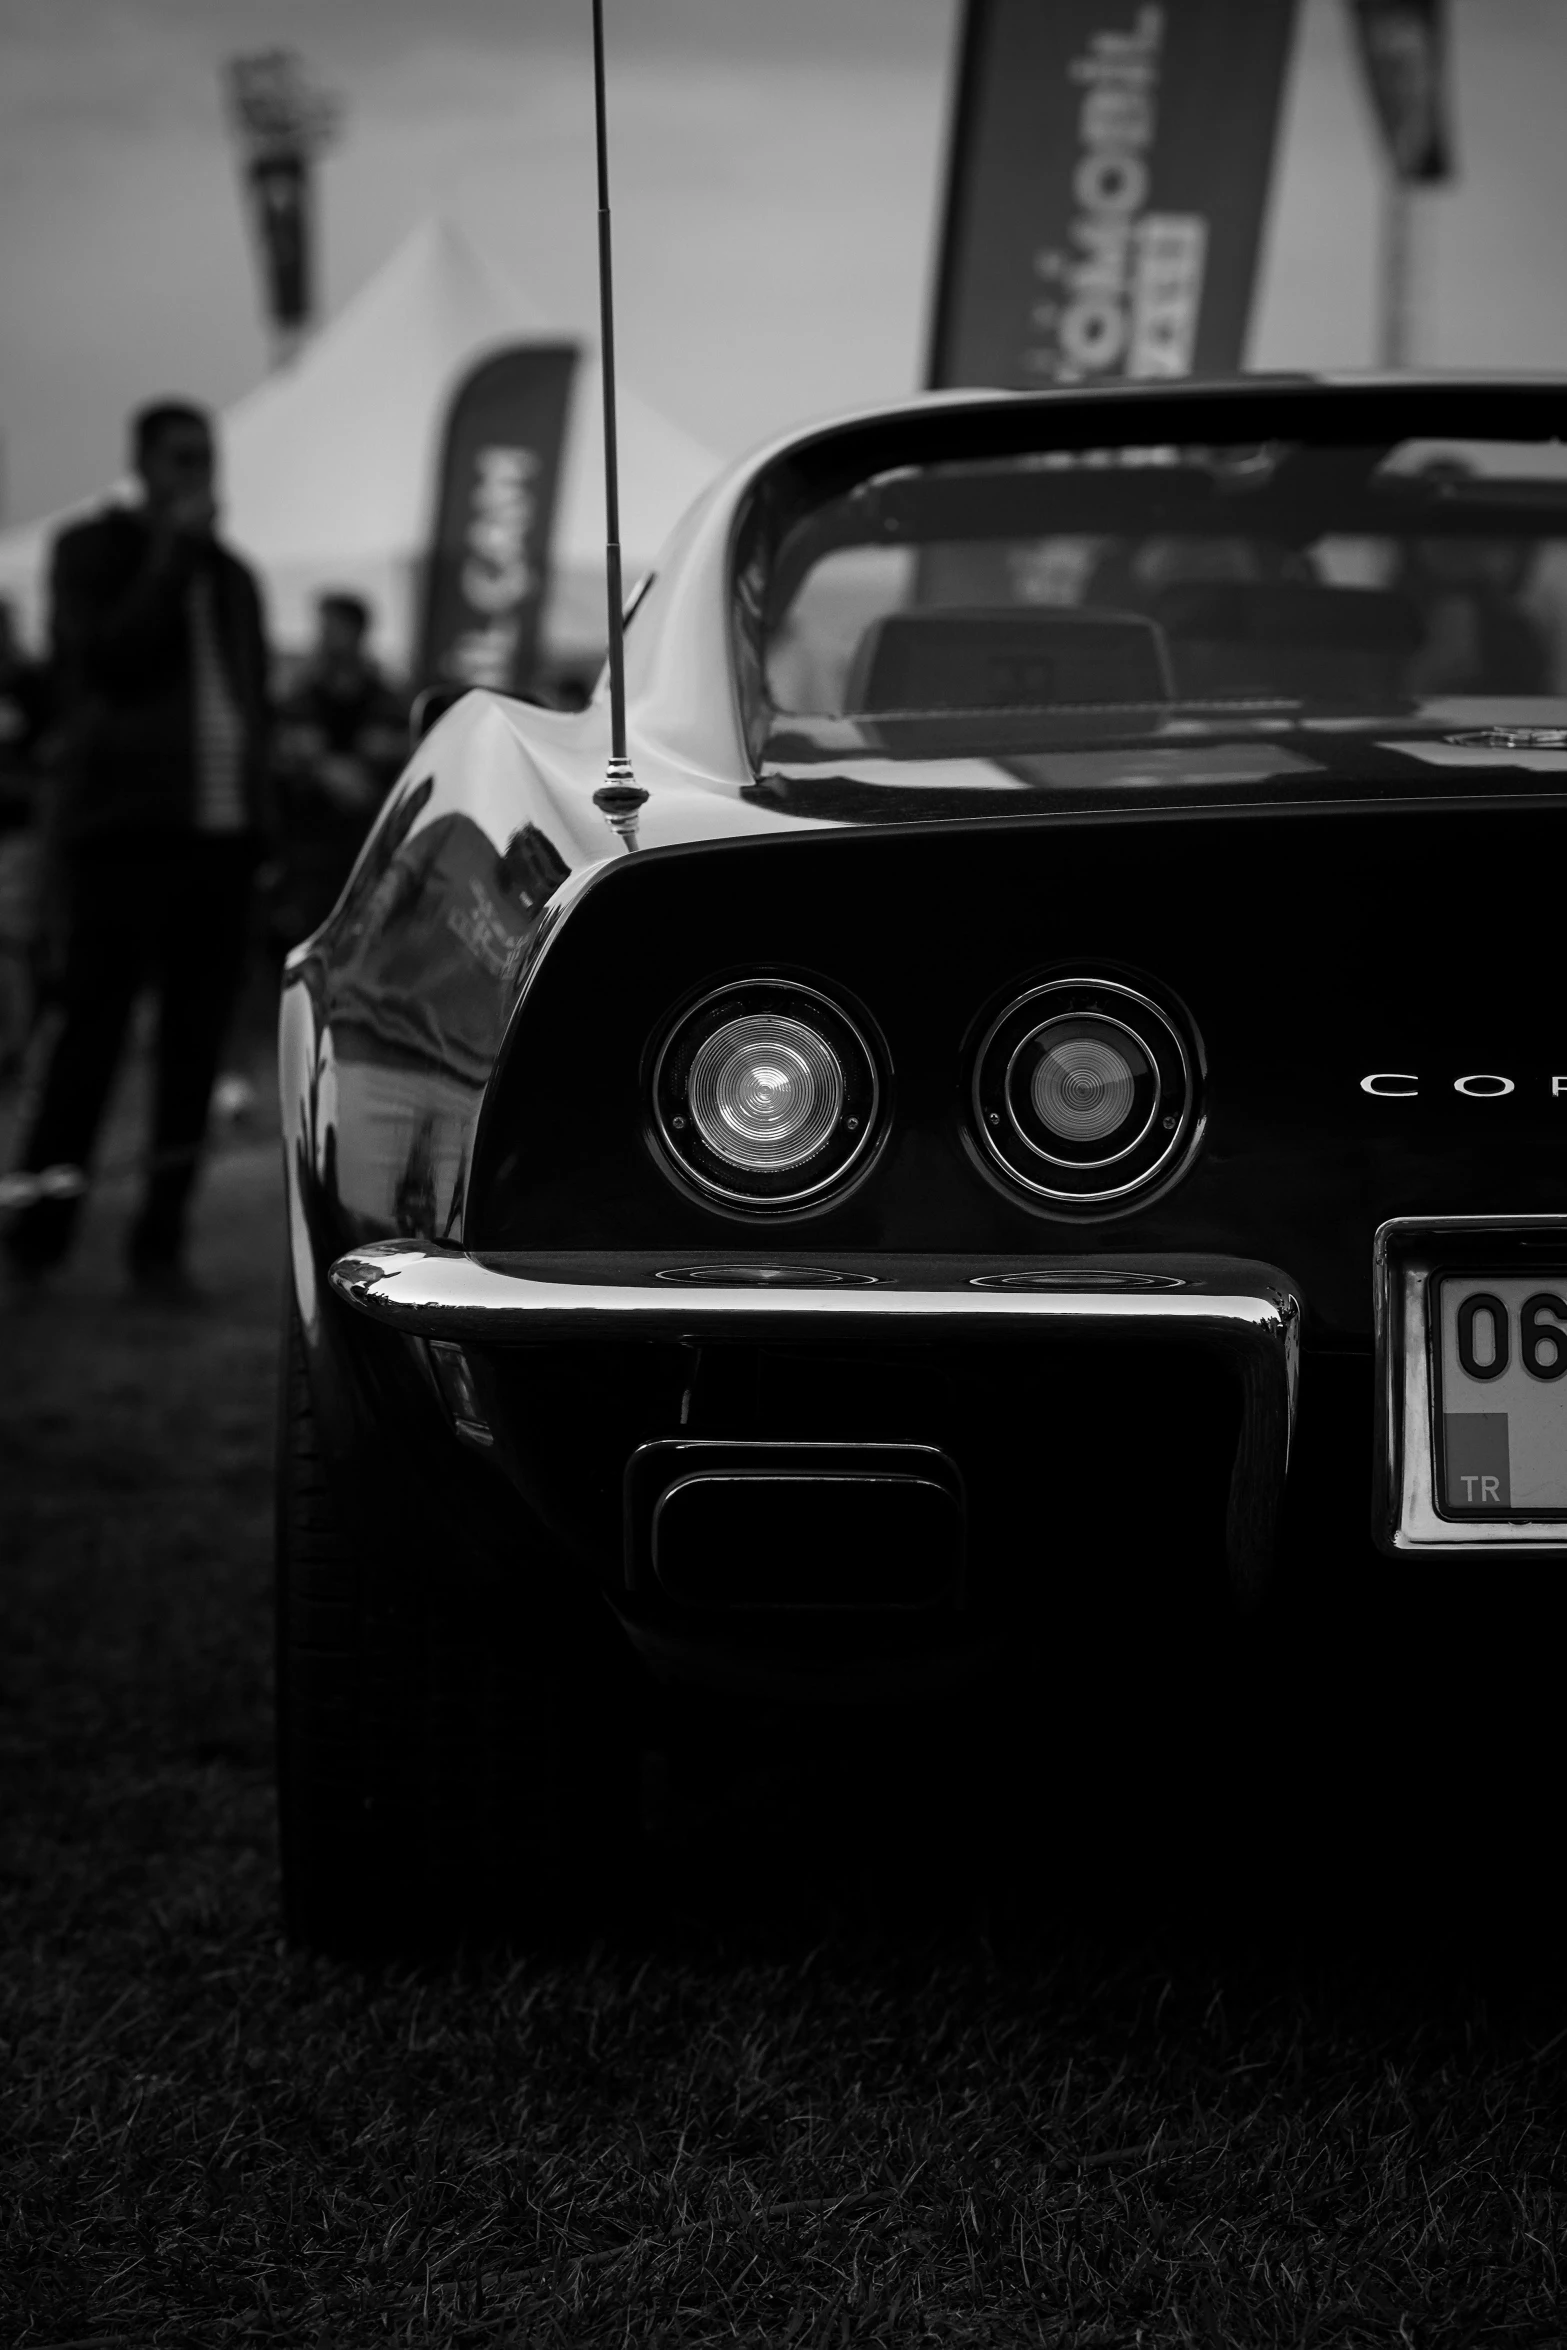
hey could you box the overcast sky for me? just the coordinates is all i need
[4,0,1567,526]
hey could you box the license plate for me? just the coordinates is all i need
[1432,1272,1567,1517]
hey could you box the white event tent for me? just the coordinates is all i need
[0,217,722,677]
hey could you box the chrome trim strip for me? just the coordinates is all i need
[1374,1214,1567,1555]
[330,1242,1300,1604]
[330,1243,1292,1344]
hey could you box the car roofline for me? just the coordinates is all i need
[705,369,1567,507]
[618,371,1567,802]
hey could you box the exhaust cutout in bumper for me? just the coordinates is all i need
[329,1246,1300,1605]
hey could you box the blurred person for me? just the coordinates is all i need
[1520,540,1567,696]
[1397,533,1550,697]
[1394,455,1550,697]
[0,598,56,1082]
[270,591,406,947]
[2,399,270,1297]
[1007,535,1105,608]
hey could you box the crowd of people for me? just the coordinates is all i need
[0,396,409,1300]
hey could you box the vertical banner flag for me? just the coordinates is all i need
[224,52,338,351]
[248,151,310,329]
[416,346,579,697]
[928,1,1300,391]
[1348,0,1454,184]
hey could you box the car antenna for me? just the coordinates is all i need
[588,0,648,855]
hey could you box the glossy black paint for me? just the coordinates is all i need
[467,1313,1243,1682]
[280,380,1567,1697]
[468,795,1567,1346]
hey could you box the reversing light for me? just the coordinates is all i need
[972,978,1196,1210]
[653,980,880,1207]
[688,1016,844,1172]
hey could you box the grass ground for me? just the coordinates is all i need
[1,1047,1564,2346]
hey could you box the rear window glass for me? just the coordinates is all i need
[749,430,1567,764]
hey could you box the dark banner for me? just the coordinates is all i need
[245,151,311,330]
[1348,0,1453,185]
[416,345,579,697]
[224,52,335,341]
[928,1,1300,391]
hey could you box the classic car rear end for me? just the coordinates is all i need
[279,380,1567,1949]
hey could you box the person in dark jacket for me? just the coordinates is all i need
[3,399,271,1294]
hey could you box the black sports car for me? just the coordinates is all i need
[279,377,1567,1948]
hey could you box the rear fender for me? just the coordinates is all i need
[281,692,603,1266]
[277,690,607,1531]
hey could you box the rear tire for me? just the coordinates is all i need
[275,1297,636,1955]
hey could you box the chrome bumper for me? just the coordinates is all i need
[329,1245,1301,1604]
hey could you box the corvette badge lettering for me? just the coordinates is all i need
[1361,1073,1565,1097]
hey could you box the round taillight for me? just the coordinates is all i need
[972,978,1196,1209]
[653,981,880,1207]
[1012,1015,1156,1166]
[688,1016,845,1172]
